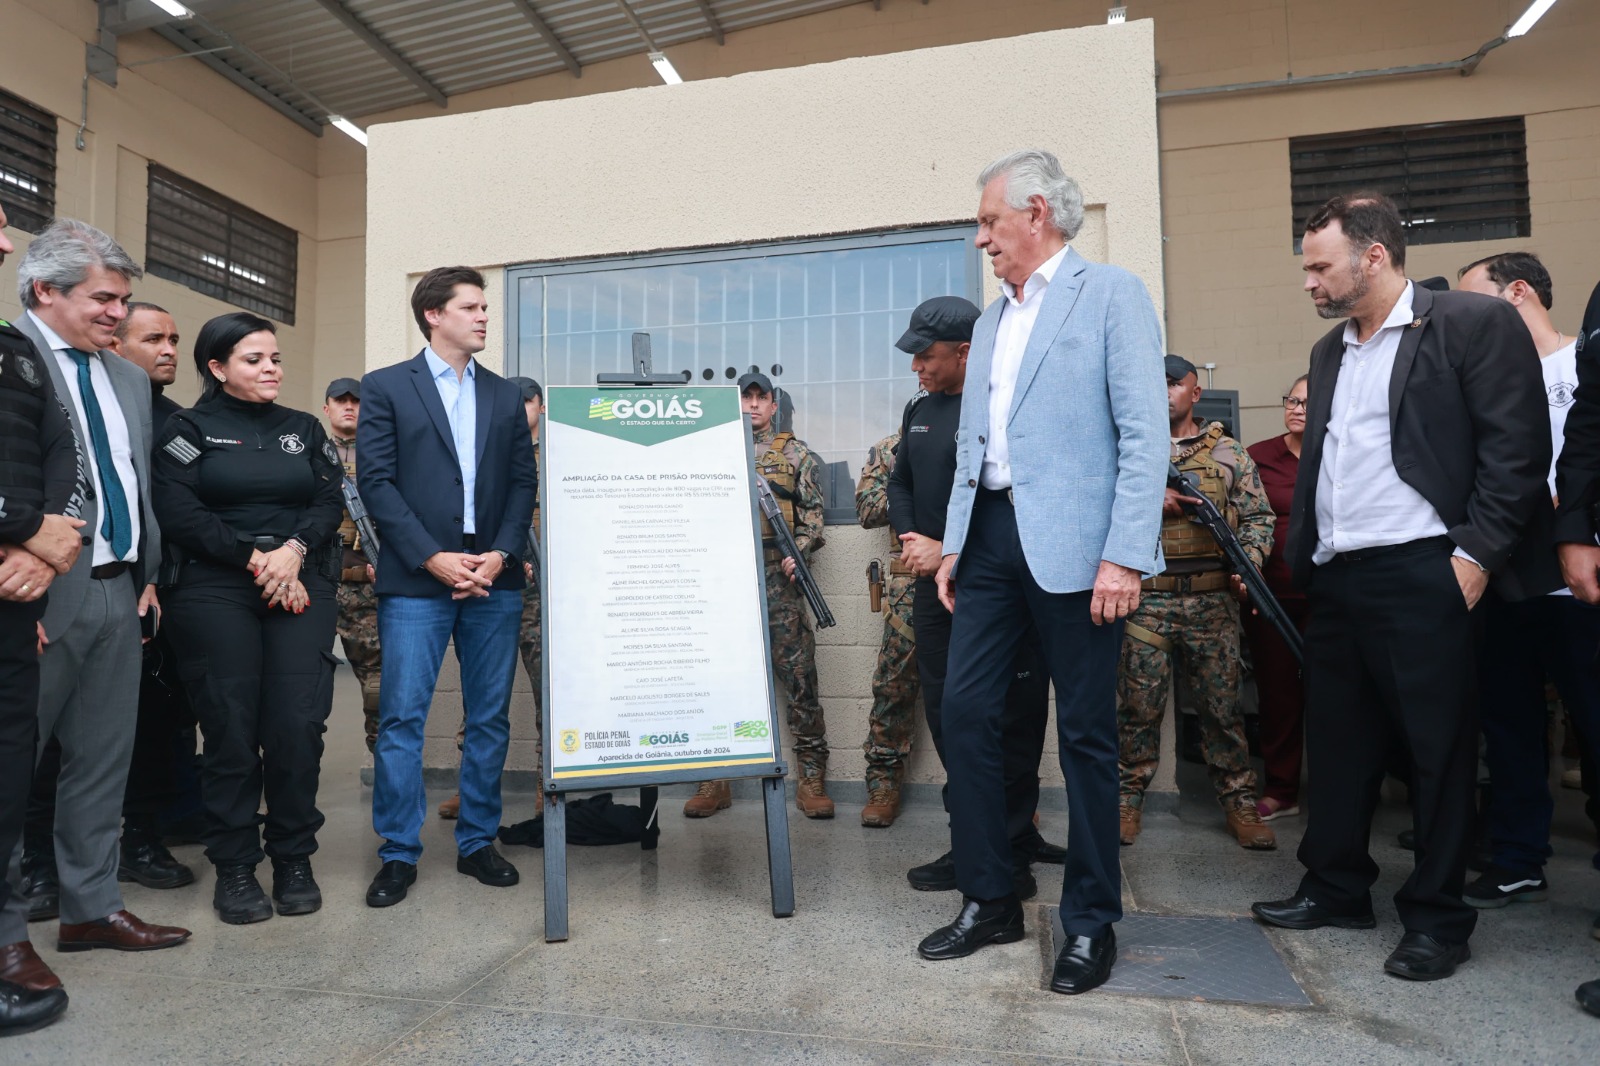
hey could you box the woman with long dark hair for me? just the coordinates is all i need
[153,312,342,924]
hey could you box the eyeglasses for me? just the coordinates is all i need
[1282,396,1307,411]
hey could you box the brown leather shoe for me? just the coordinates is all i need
[1119,804,1141,846]
[57,910,192,953]
[683,780,732,818]
[861,786,901,827]
[796,776,835,819]
[1226,805,1277,850]
[0,941,61,991]
[438,794,460,820]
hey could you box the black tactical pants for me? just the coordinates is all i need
[163,561,338,868]
[0,600,44,919]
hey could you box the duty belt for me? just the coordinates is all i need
[1142,569,1230,594]
[887,554,915,577]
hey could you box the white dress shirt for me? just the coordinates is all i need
[424,345,478,536]
[981,245,1069,490]
[29,311,141,565]
[1312,282,1471,566]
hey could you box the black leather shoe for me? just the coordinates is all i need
[19,866,57,925]
[1577,978,1600,1018]
[917,895,1025,961]
[1050,929,1117,995]
[213,865,273,925]
[270,858,322,916]
[908,851,956,892]
[0,977,68,1038]
[119,836,195,890]
[1383,932,1470,981]
[1251,895,1376,930]
[457,846,519,887]
[1012,867,1038,902]
[1030,839,1068,865]
[366,860,418,907]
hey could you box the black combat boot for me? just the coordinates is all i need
[118,818,195,889]
[271,858,322,916]
[18,846,58,924]
[213,865,273,925]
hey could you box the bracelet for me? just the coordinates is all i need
[284,538,308,561]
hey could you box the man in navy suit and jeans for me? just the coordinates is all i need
[358,266,538,907]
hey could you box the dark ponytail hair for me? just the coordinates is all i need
[194,312,276,398]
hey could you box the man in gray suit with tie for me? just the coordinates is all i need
[916,151,1167,996]
[0,220,190,980]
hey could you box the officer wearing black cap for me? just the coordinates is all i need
[324,376,384,753]
[684,370,833,819]
[886,296,1065,893]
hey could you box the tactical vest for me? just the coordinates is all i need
[0,320,49,523]
[879,432,903,555]
[757,432,798,541]
[334,439,365,557]
[1161,422,1234,563]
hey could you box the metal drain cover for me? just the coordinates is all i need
[1046,909,1312,1007]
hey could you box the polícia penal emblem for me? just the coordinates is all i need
[559,729,580,754]
[279,433,305,454]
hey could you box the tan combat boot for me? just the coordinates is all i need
[438,794,460,820]
[861,785,901,828]
[1119,803,1141,846]
[796,776,835,819]
[683,780,732,818]
[1226,804,1277,850]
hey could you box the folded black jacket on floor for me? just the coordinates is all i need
[498,793,645,848]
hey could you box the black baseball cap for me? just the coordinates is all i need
[1164,355,1197,382]
[325,377,361,400]
[509,376,542,402]
[895,296,982,355]
[737,371,775,395]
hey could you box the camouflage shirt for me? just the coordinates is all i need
[855,432,899,531]
[754,425,825,556]
[1172,422,1275,571]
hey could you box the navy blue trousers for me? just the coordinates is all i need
[942,492,1123,936]
[1479,593,1600,873]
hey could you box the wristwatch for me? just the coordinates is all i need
[494,548,515,568]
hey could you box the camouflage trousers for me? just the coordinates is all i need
[862,573,918,790]
[336,579,382,752]
[767,560,828,777]
[1118,589,1258,810]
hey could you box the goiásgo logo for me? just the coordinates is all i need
[589,395,704,422]
[638,732,691,747]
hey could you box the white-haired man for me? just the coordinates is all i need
[0,220,190,993]
[918,150,1167,996]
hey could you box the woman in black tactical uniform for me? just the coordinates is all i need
[153,312,342,925]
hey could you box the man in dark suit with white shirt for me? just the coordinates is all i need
[1251,193,1558,981]
[358,266,538,907]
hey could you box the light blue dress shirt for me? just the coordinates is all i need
[424,345,477,536]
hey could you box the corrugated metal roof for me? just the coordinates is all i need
[151,0,868,128]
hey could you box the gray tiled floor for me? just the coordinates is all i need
[9,672,1600,1064]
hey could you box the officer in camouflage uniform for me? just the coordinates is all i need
[325,379,381,753]
[1118,355,1277,850]
[684,371,833,819]
[856,428,920,827]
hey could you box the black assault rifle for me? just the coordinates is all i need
[754,474,836,629]
[525,523,543,588]
[1168,463,1302,663]
[340,476,380,567]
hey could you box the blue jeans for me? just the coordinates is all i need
[372,591,521,863]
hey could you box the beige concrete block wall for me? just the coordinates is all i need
[365,23,1165,788]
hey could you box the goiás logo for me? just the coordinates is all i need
[589,394,703,423]
[638,731,691,748]
[558,729,580,754]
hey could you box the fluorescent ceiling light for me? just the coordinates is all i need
[329,116,368,147]
[147,0,191,16]
[648,52,683,85]
[1107,6,1127,24]
[1507,0,1559,37]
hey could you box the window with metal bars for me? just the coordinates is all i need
[145,165,298,324]
[0,88,57,234]
[1290,117,1531,250]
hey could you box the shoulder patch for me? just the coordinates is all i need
[163,436,201,466]
[322,439,341,466]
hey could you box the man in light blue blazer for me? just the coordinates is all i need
[915,150,1167,997]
